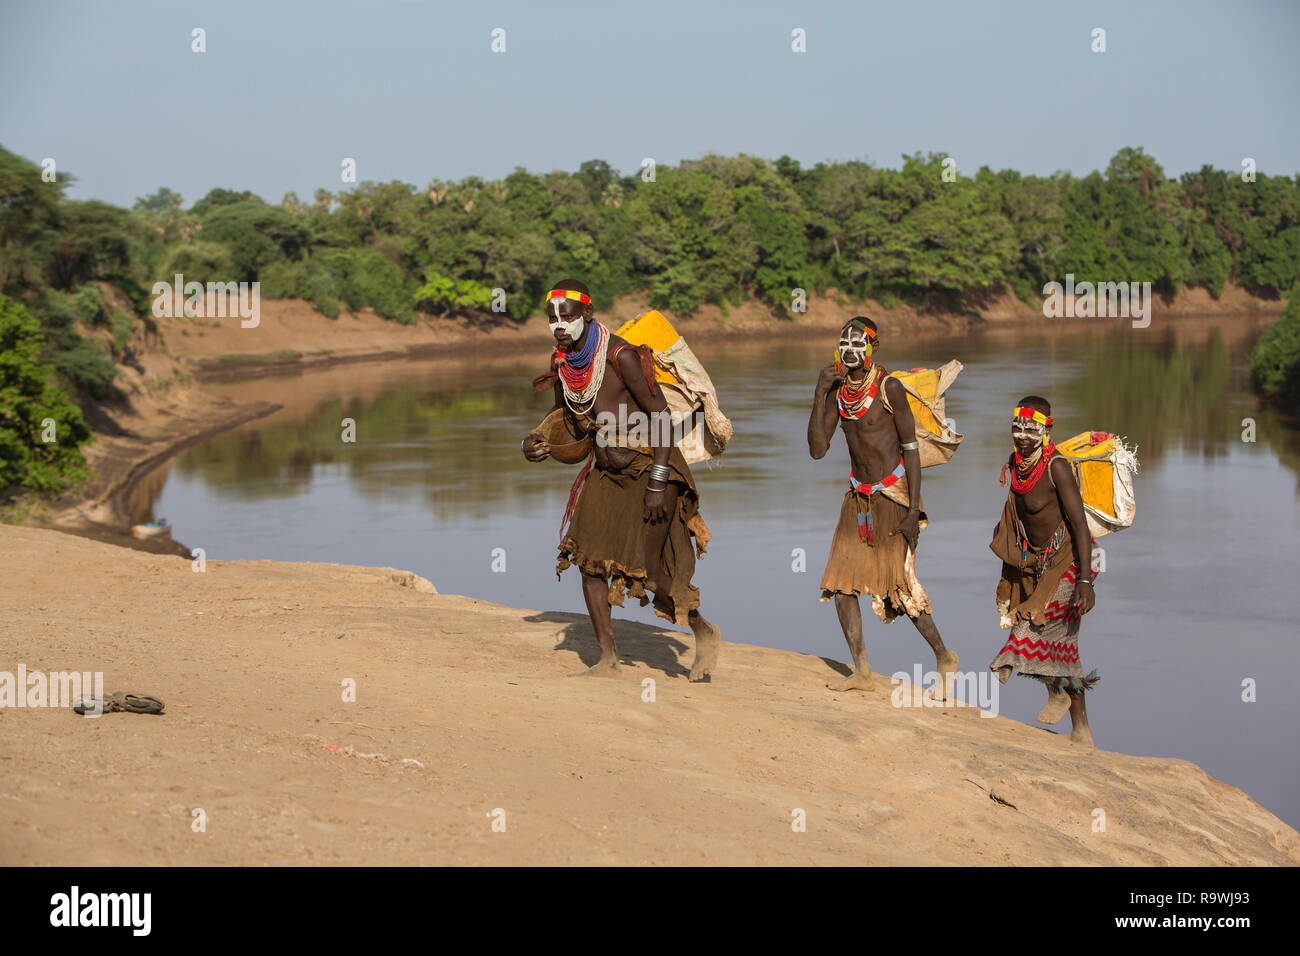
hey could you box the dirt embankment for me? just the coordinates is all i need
[161,282,1283,381]
[1,524,1296,866]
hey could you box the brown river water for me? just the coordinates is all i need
[146,315,1300,826]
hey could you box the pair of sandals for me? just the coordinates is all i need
[73,692,165,715]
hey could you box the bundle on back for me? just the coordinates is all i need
[879,360,965,468]
[614,310,733,464]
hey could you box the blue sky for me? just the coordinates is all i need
[2,0,1296,208]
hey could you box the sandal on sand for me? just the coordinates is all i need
[73,692,165,715]
[119,693,165,714]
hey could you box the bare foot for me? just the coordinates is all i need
[573,656,622,678]
[1068,692,1094,747]
[827,670,876,692]
[688,614,720,681]
[928,650,960,702]
[1036,685,1071,724]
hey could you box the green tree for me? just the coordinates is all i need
[46,201,135,289]
[191,188,260,217]
[197,200,310,281]
[412,269,495,314]
[134,187,184,215]
[160,241,237,284]
[0,147,67,293]
[0,294,93,498]
[1251,294,1300,407]
[27,287,121,399]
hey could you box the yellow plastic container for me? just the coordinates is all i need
[614,310,682,385]
[1056,432,1120,519]
[889,367,944,436]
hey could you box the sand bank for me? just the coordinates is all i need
[2,524,1295,866]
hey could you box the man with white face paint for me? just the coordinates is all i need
[808,317,959,697]
[523,279,720,680]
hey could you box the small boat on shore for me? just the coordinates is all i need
[131,518,171,539]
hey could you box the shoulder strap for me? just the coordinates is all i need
[874,366,894,411]
[606,341,659,397]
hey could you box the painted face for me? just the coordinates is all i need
[1012,419,1045,441]
[548,298,586,342]
[838,328,873,369]
[1011,416,1048,453]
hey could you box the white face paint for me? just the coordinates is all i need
[1012,418,1047,449]
[838,328,872,369]
[549,298,586,342]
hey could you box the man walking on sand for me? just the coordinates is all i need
[808,317,959,697]
[523,279,720,680]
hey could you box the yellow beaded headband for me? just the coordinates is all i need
[547,289,591,304]
[1012,406,1053,426]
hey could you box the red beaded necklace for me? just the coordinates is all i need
[1011,442,1056,494]
[837,366,883,419]
[555,323,608,401]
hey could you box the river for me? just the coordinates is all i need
[147,314,1300,827]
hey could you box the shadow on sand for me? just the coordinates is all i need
[523,610,693,679]
[818,657,853,680]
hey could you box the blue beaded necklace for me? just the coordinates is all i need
[558,322,600,373]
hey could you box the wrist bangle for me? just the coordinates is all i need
[900,441,919,451]
[646,482,667,493]
[648,464,671,483]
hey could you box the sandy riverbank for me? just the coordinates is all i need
[1,524,1296,866]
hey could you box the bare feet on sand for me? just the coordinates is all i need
[828,670,876,692]
[1036,685,1071,724]
[688,614,720,681]
[928,650,960,702]
[574,655,622,677]
[1068,692,1094,748]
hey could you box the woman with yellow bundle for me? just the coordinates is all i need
[988,396,1099,748]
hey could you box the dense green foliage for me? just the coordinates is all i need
[0,143,1297,498]
[0,294,93,499]
[5,144,1297,329]
[1250,294,1300,408]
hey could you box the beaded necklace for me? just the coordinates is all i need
[1011,443,1063,571]
[556,322,609,413]
[1020,521,1067,573]
[837,365,883,419]
[1011,442,1056,494]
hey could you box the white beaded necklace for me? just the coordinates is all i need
[560,322,610,414]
